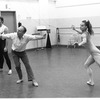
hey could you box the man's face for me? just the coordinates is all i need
[17,26,25,38]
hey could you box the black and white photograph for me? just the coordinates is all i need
[0,0,100,99]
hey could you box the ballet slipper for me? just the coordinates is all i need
[87,81,94,86]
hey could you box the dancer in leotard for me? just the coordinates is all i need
[72,20,100,86]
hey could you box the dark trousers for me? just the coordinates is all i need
[0,51,11,69]
[12,50,35,81]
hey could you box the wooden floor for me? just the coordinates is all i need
[0,46,100,98]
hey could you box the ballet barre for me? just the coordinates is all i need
[56,27,100,47]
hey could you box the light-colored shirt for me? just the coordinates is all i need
[2,32,36,52]
[0,24,8,34]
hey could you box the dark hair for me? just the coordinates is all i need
[18,22,22,27]
[21,26,27,33]
[82,20,94,35]
[0,17,4,23]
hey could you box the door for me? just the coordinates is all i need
[1,11,17,53]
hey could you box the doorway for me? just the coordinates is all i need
[1,11,17,53]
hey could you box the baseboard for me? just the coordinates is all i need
[9,45,100,54]
[55,44,84,48]
[25,45,84,51]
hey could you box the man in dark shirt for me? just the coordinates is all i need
[0,17,12,75]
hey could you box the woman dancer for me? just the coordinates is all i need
[72,20,100,86]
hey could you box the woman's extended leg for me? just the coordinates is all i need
[84,55,95,85]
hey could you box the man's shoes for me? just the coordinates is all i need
[32,80,38,87]
[16,79,23,84]
[8,70,12,75]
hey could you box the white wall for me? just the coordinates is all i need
[55,0,100,46]
[1,0,100,48]
[56,0,100,18]
[0,0,57,50]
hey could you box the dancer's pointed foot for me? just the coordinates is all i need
[87,80,94,86]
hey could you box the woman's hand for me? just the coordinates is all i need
[43,34,46,39]
[71,25,76,30]
[74,43,79,47]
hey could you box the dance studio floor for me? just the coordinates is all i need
[1,46,100,98]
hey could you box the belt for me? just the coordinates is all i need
[12,50,25,53]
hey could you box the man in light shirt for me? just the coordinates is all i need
[0,25,46,87]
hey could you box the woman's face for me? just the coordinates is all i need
[80,22,87,32]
